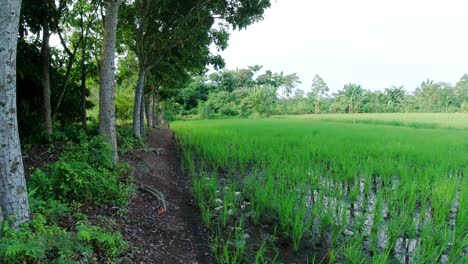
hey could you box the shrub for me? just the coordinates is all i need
[29,134,135,206]
[28,194,69,224]
[0,216,129,263]
[117,127,144,153]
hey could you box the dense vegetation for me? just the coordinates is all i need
[173,114,468,263]
[1,0,271,262]
[0,128,138,262]
[163,68,468,119]
[2,0,467,263]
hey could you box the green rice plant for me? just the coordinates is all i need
[192,175,204,203]
[243,175,273,224]
[253,240,278,264]
[449,232,468,263]
[193,172,218,206]
[413,224,451,263]
[218,183,238,228]
[430,177,457,227]
[341,234,366,264]
[371,246,393,264]
[328,248,338,263]
[254,241,268,264]
[291,199,309,252]
[212,219,247,264]
[200,203,212,228]
[276,190,296,236]
[450,179,468,261]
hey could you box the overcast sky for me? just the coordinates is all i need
[216,0,468,93]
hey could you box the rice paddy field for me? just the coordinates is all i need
[172,113,468,263]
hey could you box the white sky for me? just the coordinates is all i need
[217,0,468,93]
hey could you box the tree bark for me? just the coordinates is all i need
[80,18,88,128]
[133,67,146,138]
[145,93,152,128]
[151,91,157,128]
[99,0,123,162]
[52,41,80,121]
[0,0,30,227]
[153,87,160,127]
[81,35,87,128]
[140,92,145,137]
[314,99,320,114]
[41,9,52,136]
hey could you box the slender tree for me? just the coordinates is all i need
[0,0,30,227]
[99,0,123,161]
[309,74,329,114]
[41,0,53,136]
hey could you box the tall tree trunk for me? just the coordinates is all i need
[41,11,52,136]
[314,99,320,114]
[99,0,122,162]
[52,44,79,121]
[139,93,145,137]
[0,0,30,227]
[145,93,152,128]
[81,31,88,128]
[133,67,146,138]
[151,90,157,128]
[153,87,161,127]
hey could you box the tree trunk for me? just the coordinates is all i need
[140,93,145,137]
[0,0,30,227]
[99,0,122,162]
[81,30,88,128]
[145,93,152,128]
[52,45,79,122]
[133,67,146,138]
[151,90,157,128]
[41,11,52,136]
[314,99,320,114]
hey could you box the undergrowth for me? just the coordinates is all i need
[0,127,139,263]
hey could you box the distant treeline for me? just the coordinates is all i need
[164,66,468,119]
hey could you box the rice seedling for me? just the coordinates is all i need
[213,219,247,264]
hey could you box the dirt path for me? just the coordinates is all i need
[121,127,213,264]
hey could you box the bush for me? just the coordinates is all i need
[28,194,69,224]
[115,88,134,122]
[117,126,144,153]
[0,216,129,263]
[9,132,135,263]
[461,101,468,112]
[29,134,135,206]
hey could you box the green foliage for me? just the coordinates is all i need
[115,88,135,122]
[212,220,247,264]
[30,134,135,206]
[0,216,128,263]
[28,194,69,225]
[168,67,468,119]
[240,86,277,117]
[6,132,134,263]
[117,126,144,153]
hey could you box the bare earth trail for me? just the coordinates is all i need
[121,126,213,264]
